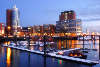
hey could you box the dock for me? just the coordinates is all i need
[3,45,99,65]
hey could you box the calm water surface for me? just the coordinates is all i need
[0,39,100,67]
[0,46,93,67]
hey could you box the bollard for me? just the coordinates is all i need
[66,36,67,49]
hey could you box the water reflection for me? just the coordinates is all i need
[0,46,98,67]
[58,60,63,65]
[6,48,11,67]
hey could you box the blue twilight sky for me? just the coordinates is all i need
[0,0,100,32]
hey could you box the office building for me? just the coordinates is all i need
[59,10,76,21]
[0,23,5,35]
[56,10,82,36]
[12,5,20,35]
[6,5,20,35]
[6,9,13,35]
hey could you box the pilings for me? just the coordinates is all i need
[43,36,46,56]
[83,35,85,49]
[28,35,30,49]
[99,36,100,60]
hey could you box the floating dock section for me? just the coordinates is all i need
[3,45,99,65]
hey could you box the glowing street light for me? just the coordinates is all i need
[7,26,11,30]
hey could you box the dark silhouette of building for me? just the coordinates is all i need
[6,9,13,35]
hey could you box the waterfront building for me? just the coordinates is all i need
[56,19,82,36]
[12,5,20,35]
[33,25,42,34]
[43,24,50,33]
[21,27,29,36]
[56,10,82,36]
[6,9,13,35]
[56,10,82,49]
[6,5,20,36]
[59,10,76,21]
[0,23,5,36]
[32,24,55,36]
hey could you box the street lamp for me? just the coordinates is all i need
[7,26,11,30]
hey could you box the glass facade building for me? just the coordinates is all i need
[12,5,20,35]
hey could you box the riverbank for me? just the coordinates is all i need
[3,45,99,65]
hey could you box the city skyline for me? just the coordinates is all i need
[0,0,100,32]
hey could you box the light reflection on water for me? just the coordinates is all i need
[6,48,11,67]
[1,39,100,67]
[58,60,63,65]
[0,46,97,67]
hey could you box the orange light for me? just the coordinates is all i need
[7,48,11,67]
[7,26,11,30]
[69,53,73,56]
[79,54,82,56]
[92,32,95,35]
[74,54,78,56]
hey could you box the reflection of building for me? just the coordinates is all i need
[0,23,5,35]
[56,10,82,36]
[6,5,20,36]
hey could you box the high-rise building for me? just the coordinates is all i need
[6,5,20,35]
[12,5,20,35]
[6,9,13,35]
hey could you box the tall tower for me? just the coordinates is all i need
[6,5,20,35]
[12,5,20,35]
[6,9,13,35]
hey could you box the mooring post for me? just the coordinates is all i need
[28,35,30,49]
[7,33,8,45]
[15,35,17,47]
[83,35,85,49]
[43,35,46,56]
[99,36,100,60]
[94,35,95,45]
[66,36,67,49]
[68,36,69,49]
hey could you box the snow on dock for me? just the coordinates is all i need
[3,45,99,65]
